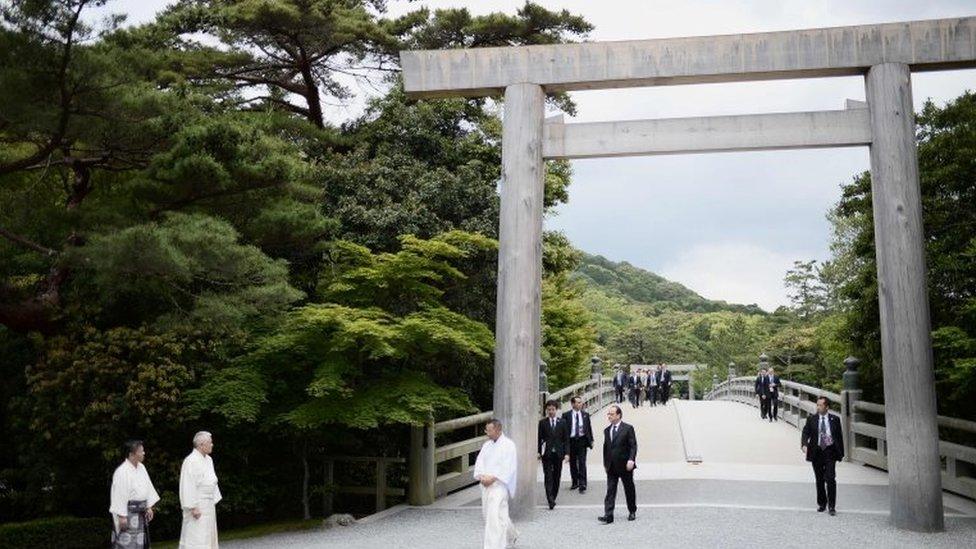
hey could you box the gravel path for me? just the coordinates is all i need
[224,506,976,549]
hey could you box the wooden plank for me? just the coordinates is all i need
[334,486,406,497]
[938,414,976,434]
[854,400,886,414]
[852,421,887,439]
[435,436,486,463]
[402,17,976,98]
[435,471,479,497]
[324,456,406,463]
[435,411,493,434]
[543,109,871,159]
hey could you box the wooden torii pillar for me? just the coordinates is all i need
[401,16,976,529]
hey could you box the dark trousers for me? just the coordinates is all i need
[615,386,624,403]
[568,437,589,488]
[604,466,637,517]
[660,386,670,405]
[811,448,838,508]
[759,396,769,418]
[769,397,779,420]
[645,387,655,406]
[649,386,658,405]
[629,389,639,408]
[542,453,563,505]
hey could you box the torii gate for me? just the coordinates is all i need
[400,16,976,532]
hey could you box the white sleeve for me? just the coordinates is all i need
[179,458,198,510]
[109,467,128,517]
[472,442,487,480]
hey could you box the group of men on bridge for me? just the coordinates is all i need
[475,388,847,548]
[613,365,672,408]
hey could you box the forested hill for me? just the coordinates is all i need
[572,253,765,315]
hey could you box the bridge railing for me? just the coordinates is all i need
[408,376,615,505]
[704,358,976,500]
[322,456,406,515]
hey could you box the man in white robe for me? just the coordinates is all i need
[473,419,518,549]
[110,440,161,548]
[179,431,222,549]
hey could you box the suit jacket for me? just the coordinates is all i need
[628,374,642,389]
[656,370,672,387]
[538,416,570,458]
[562,409,594,446]
[603,421,638,472]
[801,413,844,462]
[613,372,627,389]
[766,375,780,399]
[754,375,764,396]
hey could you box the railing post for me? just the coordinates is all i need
[323,458,334,517]
[375,459,388,512]
[589,356,603,408]
[408,416,436,505]
[840,356,862,463]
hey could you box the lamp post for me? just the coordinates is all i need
[590,355,602,380]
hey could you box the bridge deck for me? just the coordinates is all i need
[226,401,976,548]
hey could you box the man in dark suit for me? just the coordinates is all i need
[755,368,769,419]
[627,371,642,408]
[598,405,638,524]
[645,369,657,406]
[538,400,570,509]
[613,369,627,403]
[657,364,672,405]
[766,367,781,421]
[562,396,593,493]
[801,396,844,515]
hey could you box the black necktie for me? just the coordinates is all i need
[612,425,618,442]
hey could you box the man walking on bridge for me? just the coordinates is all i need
[474,419,519,548]
[563,396,593,493]
[755,367,769,419]
[538,400,570,509]
[801,397,844,516]
[657,364,672,405]
[766,367,781,422]
[613,368,627,403]
[598,405,638,524]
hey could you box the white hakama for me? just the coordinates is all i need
[473,434,519,549]
[178,450,222,549]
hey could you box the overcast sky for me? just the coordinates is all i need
[103,0,976,310]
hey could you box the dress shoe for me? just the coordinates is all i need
[569,484,579,490]
[579,487,586,494]
[817,506,826,512]
[597,515,613,524]
[627,512,636,521]
[548,502,555,510]
[829,508,836,516]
